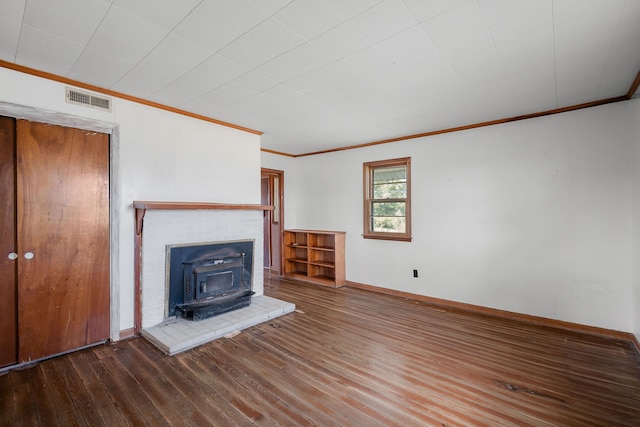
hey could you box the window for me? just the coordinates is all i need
[363,157,411,241]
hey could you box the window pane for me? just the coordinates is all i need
[372,166,406,199]
[373,182,406,198]
[373,166,405,183]
[371,201,405,233]
[372,216,406,233]
[372,201,405,216]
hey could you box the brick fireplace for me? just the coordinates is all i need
[133,202,294,354]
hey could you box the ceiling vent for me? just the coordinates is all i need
[65,87,112,112]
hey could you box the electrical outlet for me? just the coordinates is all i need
[413,269,418,278]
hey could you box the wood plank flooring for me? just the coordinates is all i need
[2,276,640,426]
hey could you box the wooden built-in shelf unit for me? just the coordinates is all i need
[284,229,345,288]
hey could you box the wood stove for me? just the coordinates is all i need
[166,240,254,321]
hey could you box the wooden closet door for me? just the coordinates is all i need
[0,116,17,368]
[16,120,110,362]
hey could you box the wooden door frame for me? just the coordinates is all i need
[0,101,120,341]
[261,168,284,274]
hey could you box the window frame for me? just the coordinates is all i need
[363,157,412,242]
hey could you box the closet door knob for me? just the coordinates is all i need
[24,252,34,260]
[8,252,18,260]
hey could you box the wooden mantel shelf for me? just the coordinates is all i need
[131,200,273,335]
[133,201,273,236]
[133,201,273,211]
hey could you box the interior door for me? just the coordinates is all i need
[261,176,271,268]
[16,120,110,362]
[0,116,17,368]
[261,169,284,274]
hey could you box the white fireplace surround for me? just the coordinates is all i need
[140,209,264,329]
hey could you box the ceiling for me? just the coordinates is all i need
[1,0,639,156]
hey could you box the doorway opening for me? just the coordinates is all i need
[261,168,284,274]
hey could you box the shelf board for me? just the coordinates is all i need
[310,246,334,251]
[308,275,337,286]
[285,272,308,281]
[286,258,308,264]
[309,261,335,268]
[285,229,345,235]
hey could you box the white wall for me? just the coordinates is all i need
[632,99,640,341]
[261,152,300,227]
[0,67,262,337]
[264,101,635,332]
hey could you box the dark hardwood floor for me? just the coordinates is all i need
[2,276,640,426]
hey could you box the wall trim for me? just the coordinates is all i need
[262,147,296,158]
[632,335,640,356]
[4,59,638,159]
[626,70,640,99]
[266,66,640,158]
[346,281,637,347]
[289,96,627,157]
[0,60,262,136]
[119,328,136,340]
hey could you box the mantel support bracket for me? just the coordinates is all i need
[135,207,146,236]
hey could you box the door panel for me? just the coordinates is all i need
[16,120,110,362]
[269,175,281,272]
[261,169,283,274]
[261,176,271,268]
[0,116,17,368]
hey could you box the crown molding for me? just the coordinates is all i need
[0,60,262,136]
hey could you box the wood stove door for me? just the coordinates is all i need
[15,120,110,362]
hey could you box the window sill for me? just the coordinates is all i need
[363,234,412,242]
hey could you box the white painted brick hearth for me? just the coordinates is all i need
[142,295,295,355]
[141,209,264,329]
